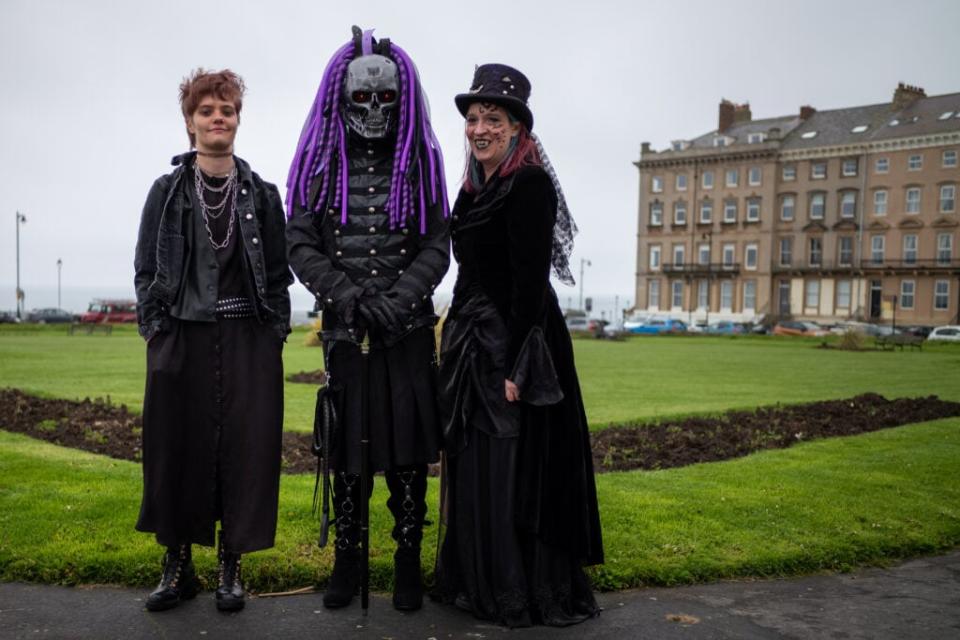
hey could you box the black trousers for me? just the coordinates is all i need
[135,317,284,553]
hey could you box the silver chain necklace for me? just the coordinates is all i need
[193,163,238,250]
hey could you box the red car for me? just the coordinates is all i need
[80,299,137,323]
[773,320,828,337]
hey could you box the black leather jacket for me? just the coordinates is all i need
[134,152,292,341]
[286,139,449,344]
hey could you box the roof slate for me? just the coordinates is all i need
[687,115,802,149]
[670,91,960,154]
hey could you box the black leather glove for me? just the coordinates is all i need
[357,293,405,335]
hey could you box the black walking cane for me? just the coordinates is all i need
[359,332,371,613]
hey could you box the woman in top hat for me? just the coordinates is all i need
[433,64,603,627]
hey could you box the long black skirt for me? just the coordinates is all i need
[433,293,602,627]
[324,327,441,474]
[434,429,600,627]
[135,317,284,553]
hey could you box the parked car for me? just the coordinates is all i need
[565,316,589,332]
[704,320,747,335]
[586,318,608,332]
[772,320,828,337]
[628,318,688,334]
[901,325,933,338]
[927,326,960,342]
[80,299,137,323]
[623,313,653,332]
[830,321,873,336]
[26,308,75,324]
[0,310,17,323]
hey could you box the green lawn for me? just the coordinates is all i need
[2,418,958,591]
[2,324,960,591]
[2,325,958,431]
[574,335,960,426]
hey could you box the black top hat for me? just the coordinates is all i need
[454,64,533,131]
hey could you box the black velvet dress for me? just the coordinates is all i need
[434,166,604,627]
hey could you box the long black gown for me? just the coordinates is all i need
[434,166,604,627]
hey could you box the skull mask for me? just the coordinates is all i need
[343,54,399,139]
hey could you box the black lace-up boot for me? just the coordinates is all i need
[145,543,200,612]
[216,530,245,612]
[323,472,362,608]
[386,466,427,611]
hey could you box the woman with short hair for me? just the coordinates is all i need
[133,68,291,612]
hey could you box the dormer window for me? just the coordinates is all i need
[671,140,690,151]
[713,136,732,147]
[747,133,765,144]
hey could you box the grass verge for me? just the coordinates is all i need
[2,326,959,432]
[2,417,959,591]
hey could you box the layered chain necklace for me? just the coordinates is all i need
[193,163,238,250]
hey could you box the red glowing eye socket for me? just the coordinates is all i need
[352,90,396,103]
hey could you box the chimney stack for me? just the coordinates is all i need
[892,82,926,110]
[799,105,816,120]
[640,141,651,156]
[719,99,751,132]
[733,103,752,124]
[718,99,735,132]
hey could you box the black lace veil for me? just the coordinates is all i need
[531,132,578,286]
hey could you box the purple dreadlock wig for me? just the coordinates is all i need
[286,28,449,234]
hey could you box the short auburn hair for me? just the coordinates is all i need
[179,68,245,147]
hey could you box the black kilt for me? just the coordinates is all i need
[135,316,284,554]
[325,327,441,474]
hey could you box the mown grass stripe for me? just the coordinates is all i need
[3,417,959,591]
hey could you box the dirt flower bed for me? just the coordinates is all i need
[592,393,960,472]
[285,369,327,385]
[0,388,318,474]
[2,388,959,475]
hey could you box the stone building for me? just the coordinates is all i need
[634,84,960,327]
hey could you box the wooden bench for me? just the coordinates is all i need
[68,323,113,336]
[875,334,923,351]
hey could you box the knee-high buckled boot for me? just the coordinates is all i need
[216,530,245,612]
[386,466,427,611]
[323,472,362,608]
[145,543,200,612]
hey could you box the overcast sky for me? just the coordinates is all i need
[2,0,959,312]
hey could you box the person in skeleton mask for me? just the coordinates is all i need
[286,28,449,612]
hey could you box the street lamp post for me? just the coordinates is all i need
[891,294,898,334]
[15,212,27,320]
[579,258,591,311]
[57,258,63,310]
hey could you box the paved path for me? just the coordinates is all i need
[1,551,958,639]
